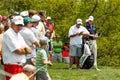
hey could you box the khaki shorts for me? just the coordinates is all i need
[70,45,82,57]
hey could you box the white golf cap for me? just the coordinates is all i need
[76,18,82,24]
[32,15,41,22]
[20,11,29,17]
[11,16,24,25]
[88,16,94,21]
[47,16,51,20]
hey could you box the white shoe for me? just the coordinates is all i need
[93,65,101,71]
[96,68,101,71]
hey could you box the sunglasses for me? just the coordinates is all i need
[77,24,81,25]
[16,24,23,26]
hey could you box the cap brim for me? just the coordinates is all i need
[88,19,94,21]
[77,22,82,24]
[15,22,24,26]
[30,19,35,23]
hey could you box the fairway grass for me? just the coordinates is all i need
[48,63,120,80]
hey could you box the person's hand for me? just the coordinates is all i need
[75,32,79,36]
[31,57,36,66]
[94,34,100,38]
[24,47,32,54]
[79,31,83,35]
[49,53,54,58]
[48,61,52,66]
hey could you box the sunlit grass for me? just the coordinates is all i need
[48,63,120,80]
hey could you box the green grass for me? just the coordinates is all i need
[48,63,120,80]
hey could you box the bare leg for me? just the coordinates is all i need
[75,57,80,69]
[69,56,75,69]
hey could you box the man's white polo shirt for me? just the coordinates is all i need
[2,28,28,64]
[20,27,38,59]
[31,27,39,40]
[69,25,89,46]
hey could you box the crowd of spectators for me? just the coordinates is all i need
[0,9,100,80]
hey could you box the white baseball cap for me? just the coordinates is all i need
[76,18,82,24]
[88,16,94,21]
[47,16,51,20]
[11,16,24,25]
[32,15,41,22]
[20,11,29,17]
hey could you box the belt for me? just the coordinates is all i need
[54,52,61,54]
[16,62,24,66]
[5,62,24,66]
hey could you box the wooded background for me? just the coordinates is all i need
[0,0,120,66]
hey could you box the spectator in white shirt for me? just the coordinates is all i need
[2,16,32,80]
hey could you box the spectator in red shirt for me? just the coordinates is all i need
[62,42,70,64]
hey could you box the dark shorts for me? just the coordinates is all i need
[36,71,51,80]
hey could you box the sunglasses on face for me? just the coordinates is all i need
[16,24,23,27]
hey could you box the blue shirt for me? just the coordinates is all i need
[85,23,97,40]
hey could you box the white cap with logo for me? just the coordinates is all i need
[76,18,82,24]
[11,16,24,25]
[32,15,41,22]
[20,11,29,17]
[88,16,94,21]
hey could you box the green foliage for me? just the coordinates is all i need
[0,0,120,66]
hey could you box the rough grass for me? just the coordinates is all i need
[48,63,120,80]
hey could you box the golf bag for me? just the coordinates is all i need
[79,38,94,69]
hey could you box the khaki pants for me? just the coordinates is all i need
[88,40,98,68]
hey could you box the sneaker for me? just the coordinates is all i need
[95,68,101,71]
[93,65,101,71]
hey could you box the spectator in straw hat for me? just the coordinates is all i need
[28,10,38,18]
